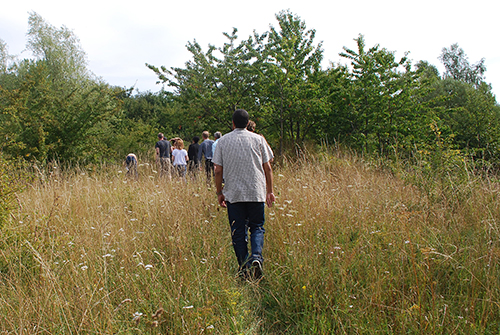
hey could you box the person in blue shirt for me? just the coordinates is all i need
[198,131,214,182]
[212,131,222,156]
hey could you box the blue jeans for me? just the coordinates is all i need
[226,202,265,270]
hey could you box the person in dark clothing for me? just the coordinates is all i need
[188,136,200,176]
[155,133,172,180]
[198,131,214,182]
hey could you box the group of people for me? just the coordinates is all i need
[153,130,222,182]
[124,110,275,281]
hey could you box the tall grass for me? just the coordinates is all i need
[1,151,499,333]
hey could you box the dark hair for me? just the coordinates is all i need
[192,136,200,143]
[232,109,249,128]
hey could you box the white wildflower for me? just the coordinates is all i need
[132,312,143,322]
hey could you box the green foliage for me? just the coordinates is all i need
[331,35,437,156]
[424,78,500,165]
[0,13,123,164]
[0,60,122,163]
[147,28,258,134]
[252,10,325,154]
[2,10,500,169]
[145,13,500,167]
[111,90,199,158]
[148,11,326,154]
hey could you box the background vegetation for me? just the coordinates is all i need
[1,10,499,166]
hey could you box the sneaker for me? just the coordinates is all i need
[251,260,263,280]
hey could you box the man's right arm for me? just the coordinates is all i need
[263,161,275,208]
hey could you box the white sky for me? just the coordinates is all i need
[1,0,499,98]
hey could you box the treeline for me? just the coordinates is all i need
[1,11,499,168]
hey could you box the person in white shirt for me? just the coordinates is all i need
[213,109,275,280]
[171,139,189,181]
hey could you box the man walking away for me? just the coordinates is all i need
[155,133,172,180]
[213,109,275,280]
[212,131,222,156]
[198,131,214,182]
[188,136,200,176]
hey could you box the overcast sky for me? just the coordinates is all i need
[1,0,498,98]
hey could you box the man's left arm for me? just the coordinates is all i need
[262,161,275,208]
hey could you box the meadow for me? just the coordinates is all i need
[1,150,499,334]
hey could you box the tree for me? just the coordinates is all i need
[337,35,436,155]
[252,10,325,154]
[147,28,258,133]
[430,78,500,162]
[0,13,121,163]
[27,12,90,83]
[439,44,486,87]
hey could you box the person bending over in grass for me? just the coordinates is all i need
[124,153,138,179]
[213,109,275,281]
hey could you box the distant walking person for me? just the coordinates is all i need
[211,131,222,156]
[187,136,200,175]
[213,109,275,280]
[155,133,172,180]
[171,138,189,181]
[124,153,138,179]
[198,131,214,182]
